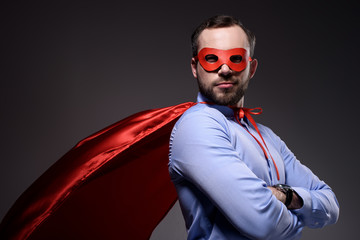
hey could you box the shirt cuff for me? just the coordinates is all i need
[291,187,312,217]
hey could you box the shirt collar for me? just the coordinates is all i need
[196,92,237,118]
[196,92,250,125]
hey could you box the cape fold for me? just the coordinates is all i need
[0,102,196,240]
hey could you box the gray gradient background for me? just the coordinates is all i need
[1,1,358,239]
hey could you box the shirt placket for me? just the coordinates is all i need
[240,118,277,185]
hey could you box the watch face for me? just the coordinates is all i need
[282,185,291,191]
[276,184,289,189]
[275,184,293,191]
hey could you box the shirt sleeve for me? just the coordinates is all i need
[170,110,304,239]
[268,130,340,228]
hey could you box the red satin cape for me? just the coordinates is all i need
[0,102,196,240]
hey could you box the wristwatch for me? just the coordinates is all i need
[274,184,294,207]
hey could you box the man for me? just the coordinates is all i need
[168,15,339,239]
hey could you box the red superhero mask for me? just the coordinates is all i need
[195,48,252,72]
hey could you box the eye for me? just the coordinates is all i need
[230,55,242,63]
[205,54,218,63]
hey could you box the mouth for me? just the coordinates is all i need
[215,81,236,89]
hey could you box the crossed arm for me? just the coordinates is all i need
[170,111,339,239]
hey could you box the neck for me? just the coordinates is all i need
[236,96,245,108]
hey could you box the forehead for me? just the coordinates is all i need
[197,26,249,52]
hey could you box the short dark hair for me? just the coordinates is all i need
[191,15,256,58]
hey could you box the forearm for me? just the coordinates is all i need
[291,185,339,228]
[267,182,339,229]
[278,139,340,227]
[177,166,304,239]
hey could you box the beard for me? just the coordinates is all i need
[197,77,248,106]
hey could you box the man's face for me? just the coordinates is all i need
[191,26,257,106]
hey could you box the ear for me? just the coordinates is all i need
[249,58,258,79]
[191,57,198,79]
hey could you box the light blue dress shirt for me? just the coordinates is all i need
[169,93,339,240]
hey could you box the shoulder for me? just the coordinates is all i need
[170,103,235,144]
[175,103,230,131]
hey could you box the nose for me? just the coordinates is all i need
[218,64,232,76]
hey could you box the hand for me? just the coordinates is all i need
[287,191,303,210]
[267,186,286,204]
[267,186,303,210]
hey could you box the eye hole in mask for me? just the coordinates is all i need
[195,48,252,72]
[205,54,218,63]
[230,55,243,63]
